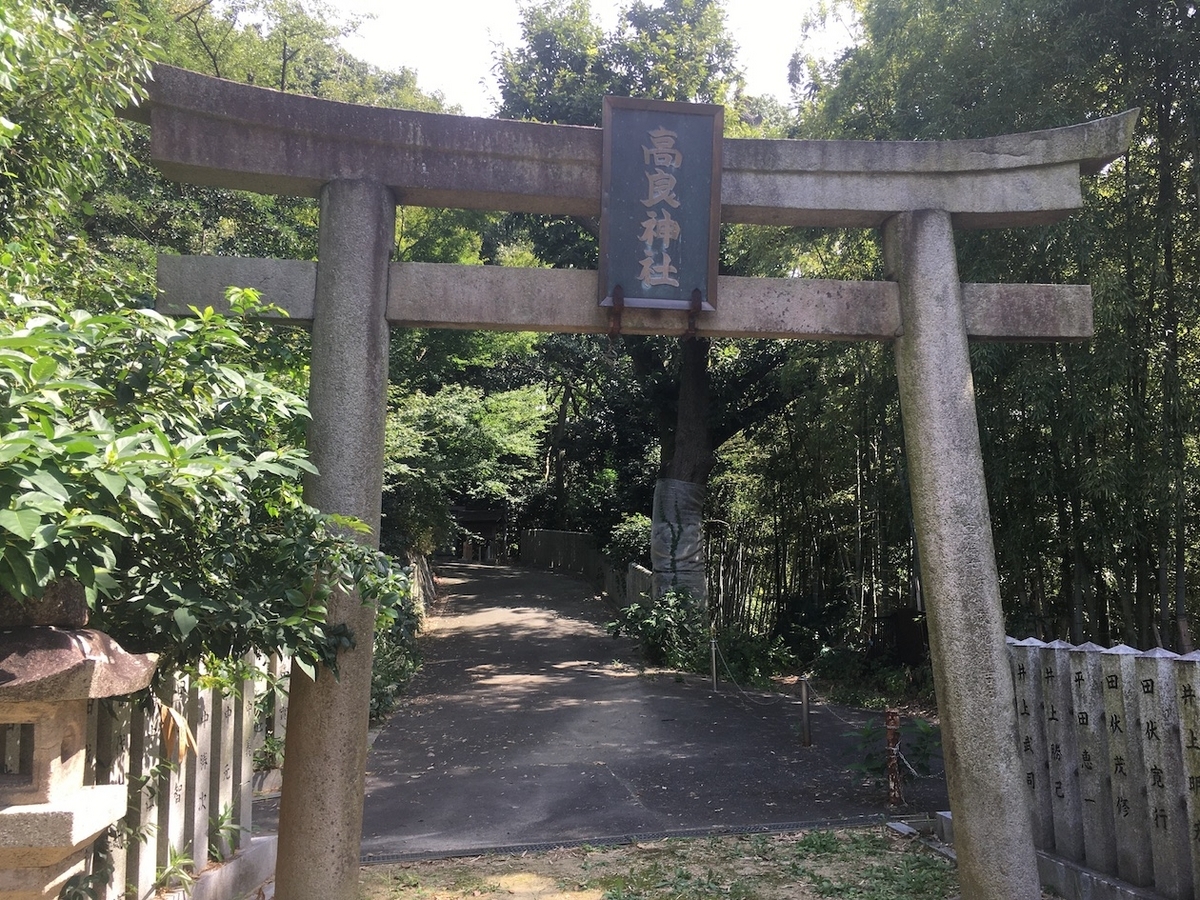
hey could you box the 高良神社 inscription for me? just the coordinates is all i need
[599,96,722,312]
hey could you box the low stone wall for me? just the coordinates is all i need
[520,529,650,608]
[410,554,436,613]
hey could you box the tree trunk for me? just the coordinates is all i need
[650,337,714,604]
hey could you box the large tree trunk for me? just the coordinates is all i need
[651,337,714,604]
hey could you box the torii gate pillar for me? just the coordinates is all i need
[274,179,394,899]
[887,209,1040,900]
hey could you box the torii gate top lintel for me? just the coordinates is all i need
[129,65,1135,230]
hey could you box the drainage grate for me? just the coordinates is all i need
[359,815,888,865]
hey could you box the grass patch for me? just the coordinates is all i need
[358,827,957,900]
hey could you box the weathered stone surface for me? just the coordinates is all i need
[0,846,86,900]
[0,784,126,868]
[190,835,277,900]
[156,254,316,322]
[887,209,1040,900]
[1010,637,1055,852]
[157,255,1096,342]
[1036,851,1167,900]
[0,628,157,702]
[1068,641,1119,873]
[1041,640,1086,863]
[0,581,87,629]
[1134,648,1191,899]
[273,180,393,900]
[1100,645,1154,887]
[1177,651,1200,900]
[0,699,86,806]
[125,65,1135,229]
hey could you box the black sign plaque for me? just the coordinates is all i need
[599,96,723,311]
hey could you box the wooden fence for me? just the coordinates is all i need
[1009,637,1200,899]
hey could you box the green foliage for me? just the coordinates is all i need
[496,0,744,127]
[154,846,195,893]
[810,648,935,710]
[0,288,301,598]
[252,734,285,773]
[149,0,447,110]
[714,627,796,687]
[609,587,704,668]
[382,383,550,555]
[369,609,423,722]
[604,513,651,570]
[0,286,416,673]
[207,802,246,862]
[784,0,1200,651]
[0,0,154,241]
[606,0,744,106]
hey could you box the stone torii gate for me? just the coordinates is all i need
[130,65,1135,900]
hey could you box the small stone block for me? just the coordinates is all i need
[936,810,954,845]
[887,821,920,838]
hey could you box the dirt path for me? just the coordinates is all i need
[353,563,948,861]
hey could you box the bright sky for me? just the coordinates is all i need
[335,1,851,117]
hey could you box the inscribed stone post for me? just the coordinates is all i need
[887,209,1039,900]
[1176,652,1200,896]
[126,701,162,897]
[186,683,213,863]
[1101,645,1154,886]
[1135,648,1191,899]
[1068,641,1118,873]
[158,675,190,867]
[1010,637,1054,851]
[1041,639,1085,862]
[211,689,238,858]
[235,664,254,842]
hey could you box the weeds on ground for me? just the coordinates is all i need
[358,827,957,899]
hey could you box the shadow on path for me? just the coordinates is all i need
[352,563,948,860]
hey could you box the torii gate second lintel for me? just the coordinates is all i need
[128,66,1135,900]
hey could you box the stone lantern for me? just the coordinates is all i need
[0,585,157,899]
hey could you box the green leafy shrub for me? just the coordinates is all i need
[370,611,423,722]
[252,734,285,773]
[604,512,652,571]
[0,0,154,242]
[0,288,416,676]
[609,586,704,668]
[714,627,796,687]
